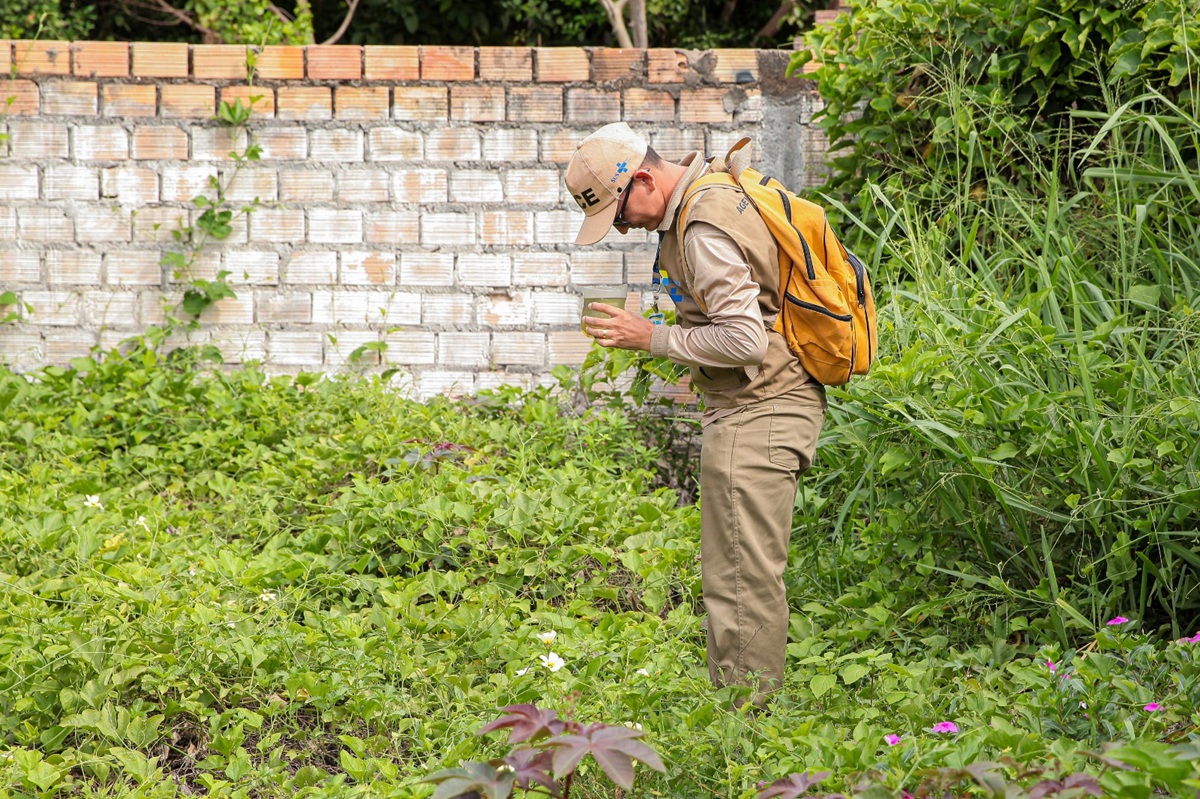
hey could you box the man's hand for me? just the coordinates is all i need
[583,303,654,352]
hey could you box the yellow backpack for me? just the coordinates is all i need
[679,137,877,386]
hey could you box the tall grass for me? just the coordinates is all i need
[808,73,1200,642]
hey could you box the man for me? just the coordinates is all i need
[565,122,826,705]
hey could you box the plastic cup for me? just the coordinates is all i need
[578,284,628,334]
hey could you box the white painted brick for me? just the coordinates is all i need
[162,166,217,203]
[0,331,44,366]
[268,330,325,365]
[46,250,101,284]
[312,290,370,324]
[0,209,14,241]
[625,249,657,282]
[414,371,476,400]
[285,251,337,284]
[341,251,396,286]
[83,290,138,326]
[256,291,312,324]
[649,129,705,160]
[104,250,162,285]
[336,171,389,203]
[400,252,453,286]
[11,122,69,159]
[204,295,254,325]
[438,332,490,366]
[548,331,594,366]
[456,253,511,286]
[0,251,42,282]
[280,169,334,202]
[101,166,159,204]
[570,251,624,284]
[479,210,533,246]
[225,168,279,203]
[483,129,538,162]
[165,251,221,283]
[382,331,435,365]
[365,210,419,244]
[513,252,568,287]
[257,128,308,160]
[19,208,74,242]
[72,125,129,161]
[192,126,247,160]
[477,371,533,393]
[392,170,447,203]
[477,290,532,326]
[366,291,422,325]
[133,206,188,243]
[492,332,546,366]
[534,210,578,245]
[23,290,82,325]
[310,130,364,162]
[422,294,473,326]
[324,330,383,366]
[76,206,132,243]
[368,128,423,161]
[308,209,362,244]
[45,329,98,362]
[450,170,503,203]
[531,291,579,325]
[250,208,305,243]
[212,331,267,364]
[420,212,475,246]
[504,169,560,202]
[225,251,280,285]
[426,129,481,161]
[45,165,99,201]
[0,166,39,200]
[137,291,181,325]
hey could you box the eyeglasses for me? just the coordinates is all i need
[612,181,634,228]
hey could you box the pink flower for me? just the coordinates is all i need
[884,734,901,746]
[930,721,959,734]
[902,792,915,799]
[1144,702,1160,712]
[1178,632,1200,644]
[1106,616,1129,626]
[1046,660,1056,673]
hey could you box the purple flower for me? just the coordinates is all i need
[930,721,959,734]
[1046,660,1057,673]
[884,734,901,746]
[1178,632,1200,644]
[1107,616,1130,626]
[1144,702,1160,712]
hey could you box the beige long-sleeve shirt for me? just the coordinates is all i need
[649,153,769,370]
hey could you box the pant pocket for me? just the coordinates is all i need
[768,402,825,472]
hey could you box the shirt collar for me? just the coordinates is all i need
[657,151,710,233]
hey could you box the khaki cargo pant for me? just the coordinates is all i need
[699,384,826,702]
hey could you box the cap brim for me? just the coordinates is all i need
[575,200,618,245]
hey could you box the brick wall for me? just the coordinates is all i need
[0,40,826,399]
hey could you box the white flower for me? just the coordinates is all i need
[188,567,197,577]
[622,721,643,730]
[536,630,557,646]
[636,668,650,677]
[259,591,276,602]
[515,667,530,677]
[84,495,103,509]
[539,652,566,673]
[135,516,150,532]
[226,622,236,628]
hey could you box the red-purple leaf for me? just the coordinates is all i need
[476,704,565,744]
[503,748,559,794]
[543,724,666,790]
[756,771,833,799]
[420,761,516,799]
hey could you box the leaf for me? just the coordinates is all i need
[810,673,836,698]
[756,771,832,798]
[476,703,565,744]
[421,762,515,799]
[544,724,665,790]
[840,663,870,685]
[503,748,557,792]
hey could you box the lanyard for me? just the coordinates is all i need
[648,237,665,325]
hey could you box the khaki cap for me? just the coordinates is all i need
[565,122,648,245]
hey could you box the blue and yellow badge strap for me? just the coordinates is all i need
[649,237,665,325]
